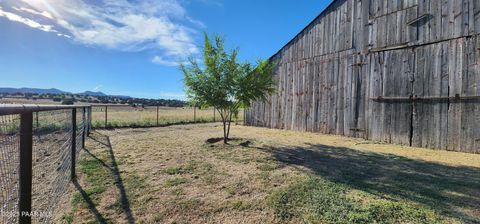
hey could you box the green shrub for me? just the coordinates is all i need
[62,98,75,105]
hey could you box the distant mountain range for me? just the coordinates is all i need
[0,87,130,98]
[0,87,67,95]
[76,91,107,97]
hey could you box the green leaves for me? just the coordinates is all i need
[181,33,275,111]
[236,60,276,108]
[181,33,275,142]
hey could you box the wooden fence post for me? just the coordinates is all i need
[194,106,196,123]
[104,106,108,128]
[71,109,77,180]
[87,107,91,136]
[90,107,93,131]
[35,112,39,128]
[156,106,159,126]
[82,107,86,149]
[19,112,33,224]
[213,107,216,122]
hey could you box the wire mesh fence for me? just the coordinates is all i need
[32,109,73,223]
[90,105,245,129]
[0,103,243,223]
[0,105,90,223]
[0,114,20,224]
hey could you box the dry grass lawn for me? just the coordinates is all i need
[57,123,480,224]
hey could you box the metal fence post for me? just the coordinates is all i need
[82,107,86,149]
[19,112,33,224]
[193,106,196,123]
[71,109,77,180]
[104,106,108,128]
[156,106,159,126]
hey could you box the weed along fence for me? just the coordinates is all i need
[0,104,91,223]
[90,104,245,128]
[246,0,480,153]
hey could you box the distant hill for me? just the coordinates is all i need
[0,87,67,95]
[0,87,185,107]
[110,94,132,99]
[77,91,107,97]
[0,87,128,98]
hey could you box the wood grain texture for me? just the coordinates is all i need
[246,0,480,153]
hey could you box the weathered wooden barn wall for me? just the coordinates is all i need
[246,0,480,153]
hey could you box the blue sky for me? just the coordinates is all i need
[0,0,332,99]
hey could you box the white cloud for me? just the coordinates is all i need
[0,6,56,33]
[0,0,204,62]
[186,16,206,29]
[152,56,184,67]
[93,84,103,91]
[12,6,54,19]
[57,33,72,38]
[159,91,186,100]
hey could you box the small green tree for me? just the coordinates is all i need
[181,34,276,143]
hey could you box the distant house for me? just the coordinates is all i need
[246,0,480,153]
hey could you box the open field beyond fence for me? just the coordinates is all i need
[90,106,244,129]
[58,123,480,224]
[0,98,245,129]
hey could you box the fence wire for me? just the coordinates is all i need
[76,108,85,156]
[1,104,243,223]
[0,107,89,224]
[90,105,244,128]
[0,114,20,224]
[32,109,74,223]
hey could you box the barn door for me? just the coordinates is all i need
[345,53,367,138]
[412,37,480,152]
[366,49,415,145]
[411,42,450,149]
[365,38,479,152]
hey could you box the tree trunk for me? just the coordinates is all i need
[216,108,234,144]
[223,120,227,144]
[226,110,233,142]
[219,109,228,144]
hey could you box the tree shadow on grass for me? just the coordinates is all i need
[77,131,135,224]
[205,137,246,144]
[259,144,480,223]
